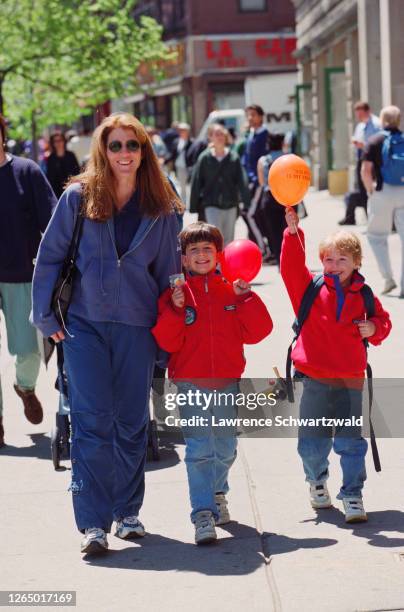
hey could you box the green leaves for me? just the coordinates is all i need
[0,0,168,138]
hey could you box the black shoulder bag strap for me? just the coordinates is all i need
[286,274,324,402]
[360,284,381,472]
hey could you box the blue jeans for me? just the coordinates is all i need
[63,315,156,533]
[177,382,238,521]
[297,376,368,499]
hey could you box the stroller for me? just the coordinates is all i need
[48,342,160,470]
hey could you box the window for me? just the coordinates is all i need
[239,0,267,12]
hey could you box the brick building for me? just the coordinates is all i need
[112,0,296,134]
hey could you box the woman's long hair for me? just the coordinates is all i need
[68,113,183,221]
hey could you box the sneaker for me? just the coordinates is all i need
[0,417,4,448]
[115,515,145,539]
[194,511,217,545]
[13,385,43,425]
[309,483,332,509]
[81,528,108,554]
[381,279,397,295]
[215,493,230,525]
[343,497,367,523]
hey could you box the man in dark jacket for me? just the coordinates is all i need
[0,115,56,446]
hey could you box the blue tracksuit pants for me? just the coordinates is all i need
[62,315,156,533]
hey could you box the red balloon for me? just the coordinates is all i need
[221,239,262,283]
[268,154,311,206]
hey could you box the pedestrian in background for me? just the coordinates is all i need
[240,105,269,249]
[145,126,168,166]
[362,105,404,296]
[45,131,80,198]
[257,133,289,265]
[0,114,56,447]
[173,122,193,205]
[190,124,250,245]
[32,112,182,555]
[340,101,381,226]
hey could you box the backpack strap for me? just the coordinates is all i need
[286,274,324,401]
[359,284,381,471]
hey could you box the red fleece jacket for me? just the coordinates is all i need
[152,270,273,381]
[280,228,392,379]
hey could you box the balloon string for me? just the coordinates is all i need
[293,221,305,252]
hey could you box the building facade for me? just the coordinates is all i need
[292,0,404,192]
[112,0,296,135]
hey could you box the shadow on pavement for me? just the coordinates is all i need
[302,507,404,547]
[146,438,181,472]
[262,532,338,557]
[0,433,51,460]
[83,521,264,575]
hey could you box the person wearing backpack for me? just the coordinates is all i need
[190,124,250,245]
[361,105,404,296]
[280,208,391,523]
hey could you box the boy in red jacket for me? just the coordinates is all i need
[281,207,391,523]
[152,222,273,544]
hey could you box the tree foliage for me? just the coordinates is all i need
[0,0,169,138]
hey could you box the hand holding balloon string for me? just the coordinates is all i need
[285,206,305,252]
[233,278,251,295]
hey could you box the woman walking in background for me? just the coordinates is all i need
[190,123,250,245]
[45,131,80,198]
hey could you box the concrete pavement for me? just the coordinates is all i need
[1,190,404,612]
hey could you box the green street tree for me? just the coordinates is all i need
[0,0,169,141]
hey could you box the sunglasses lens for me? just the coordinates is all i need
[127,140,140,152]
[108,141,122,153]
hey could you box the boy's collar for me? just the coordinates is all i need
[324,269,365,292]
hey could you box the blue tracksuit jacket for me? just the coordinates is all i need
[31,183,181,337]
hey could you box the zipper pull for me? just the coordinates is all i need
[117,259,121,268]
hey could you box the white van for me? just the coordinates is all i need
[197,109,246,143]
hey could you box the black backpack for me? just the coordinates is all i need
[285,274,380,472]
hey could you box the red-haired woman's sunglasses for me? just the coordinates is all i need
[108,140,140,153]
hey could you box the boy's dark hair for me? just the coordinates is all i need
[245,104,265,117]
[179,222,224,254]
[0,114,7,143]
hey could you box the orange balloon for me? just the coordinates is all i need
[268,154,311,207]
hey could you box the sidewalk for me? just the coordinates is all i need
[1,190,404,612]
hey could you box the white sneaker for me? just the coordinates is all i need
[194,511,217,545]
[81,527,108,554]
[381,278,397,295]
[309,483,332,509]
[115,516,146,539]
[215,493,231,525]
[343,497,367,523]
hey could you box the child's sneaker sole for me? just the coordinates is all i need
[311,499,332,509]
[196,533,217,545]
[345,512,368,524]
[81,540,108,555]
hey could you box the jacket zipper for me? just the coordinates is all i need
[205,275,215,377]
[106,217,160,304]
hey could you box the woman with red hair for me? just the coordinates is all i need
[32,113,183,555]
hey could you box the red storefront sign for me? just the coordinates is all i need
[195,36,296,72]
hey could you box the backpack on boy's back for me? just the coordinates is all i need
[381,130,404,186]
